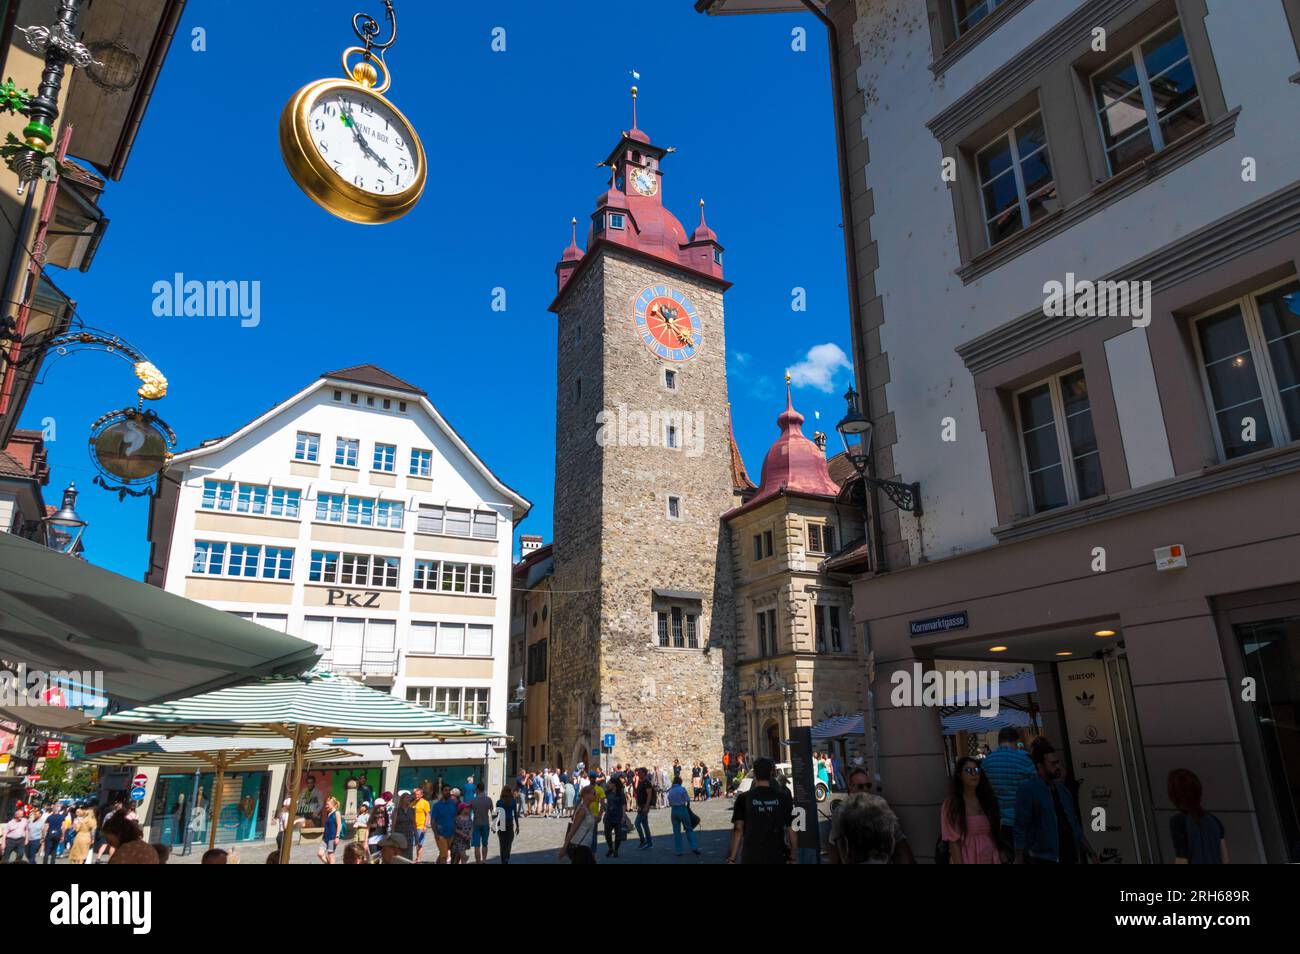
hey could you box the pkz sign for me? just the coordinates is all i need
[909,611,969,637]
[326,589,384,608]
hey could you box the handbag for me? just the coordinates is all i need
[688,808,701,831]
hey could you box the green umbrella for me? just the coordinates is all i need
[90,667,497,862]
[82,736,361,851]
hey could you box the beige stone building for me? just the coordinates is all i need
[725,390,864,761]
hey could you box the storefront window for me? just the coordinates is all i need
[148,771,270,846]
[1237,617,1300,862]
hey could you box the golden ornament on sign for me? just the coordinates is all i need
[134,360,168,400]
[279,43,426,225]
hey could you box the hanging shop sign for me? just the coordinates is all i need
[88,406,176,498]
[279,1,426,224]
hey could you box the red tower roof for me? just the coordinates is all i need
[746,381,839,507]
[552,89,726,307]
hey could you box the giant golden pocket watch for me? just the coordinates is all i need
[279,4,425,224]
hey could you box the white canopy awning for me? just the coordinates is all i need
[0,531,321,729]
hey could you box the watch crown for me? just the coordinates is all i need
[351,60,378,88]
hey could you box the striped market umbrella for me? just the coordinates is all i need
[82,736,361,851]
[89,667,496,862]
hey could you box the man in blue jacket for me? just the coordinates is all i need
[1014,737,1097,864]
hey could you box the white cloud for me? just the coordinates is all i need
[786,343,851,393]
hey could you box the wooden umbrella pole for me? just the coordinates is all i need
[208,753,227,851]
[278,726,309,865]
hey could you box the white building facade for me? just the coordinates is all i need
[144,365,528,834]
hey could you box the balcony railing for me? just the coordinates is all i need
[320,648,399,678]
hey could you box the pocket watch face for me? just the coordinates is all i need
[630,165,658,196]
[634,284,701,362]
[308,86,419,196]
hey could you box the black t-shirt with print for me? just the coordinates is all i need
[731,783,794,864]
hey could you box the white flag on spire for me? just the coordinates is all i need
[629,69,641,80]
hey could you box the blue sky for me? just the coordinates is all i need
[20,1,850,576]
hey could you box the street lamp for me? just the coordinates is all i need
[42,482,87,555]
[835,386,923,515]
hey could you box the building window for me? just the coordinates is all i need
[262,547,294,580]
[316,493,345,523]
[410,622,493,657]
[294,432,319,462]
[467,563,495,595]
[345,496,375,526]
[192,540,226,575]
[333,390,342,402]
[815,605,844,653]
[763,530,773,558]
[413,559,437,590]
[951,0,1004,36]
[527,639,548,683]
[373,443,396,472]
[1193,280,1300,460]
[807,523,835,554]
[375,500,403,529]
[192,540,293,580]
[656,607,699,649]
[270,488,301,518]
[752,533,763,561]
[417,504,444,534]
[440,562,468,593]
[575,376,582,402]
[414,504,493,538]
[609,213,626,230]
[667,495,681,519]
[335,438,359,467]
[756,608,777,658]
[410,448,432,477]
[666,425,678,449]
[713,249,723,266]
[665,369,676,390]
[201,480,234,512]
[472,511,497,540]
[236,484,268,515]
[309,550,399,588]
[1091,20,1203,176]
[1015,368,1103,513]
[976,112,1057,246]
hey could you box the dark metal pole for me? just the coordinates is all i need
[12,0,93,190]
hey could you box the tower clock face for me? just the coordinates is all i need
[629,165,658,196]
[634,285,702,362]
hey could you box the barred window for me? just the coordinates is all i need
[657,612,669,647]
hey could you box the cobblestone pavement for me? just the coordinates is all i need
[156,795,771,865]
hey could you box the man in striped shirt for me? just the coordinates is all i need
[981,727,1035,845]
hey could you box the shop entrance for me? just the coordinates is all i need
[934,624,1156,863]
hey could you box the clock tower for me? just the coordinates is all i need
[547,90,742,772]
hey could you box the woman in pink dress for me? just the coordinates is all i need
[940,757,1003,864]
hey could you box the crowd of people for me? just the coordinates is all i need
[4,735,1229,864]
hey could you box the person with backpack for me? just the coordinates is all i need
[1168,768,1228,863]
